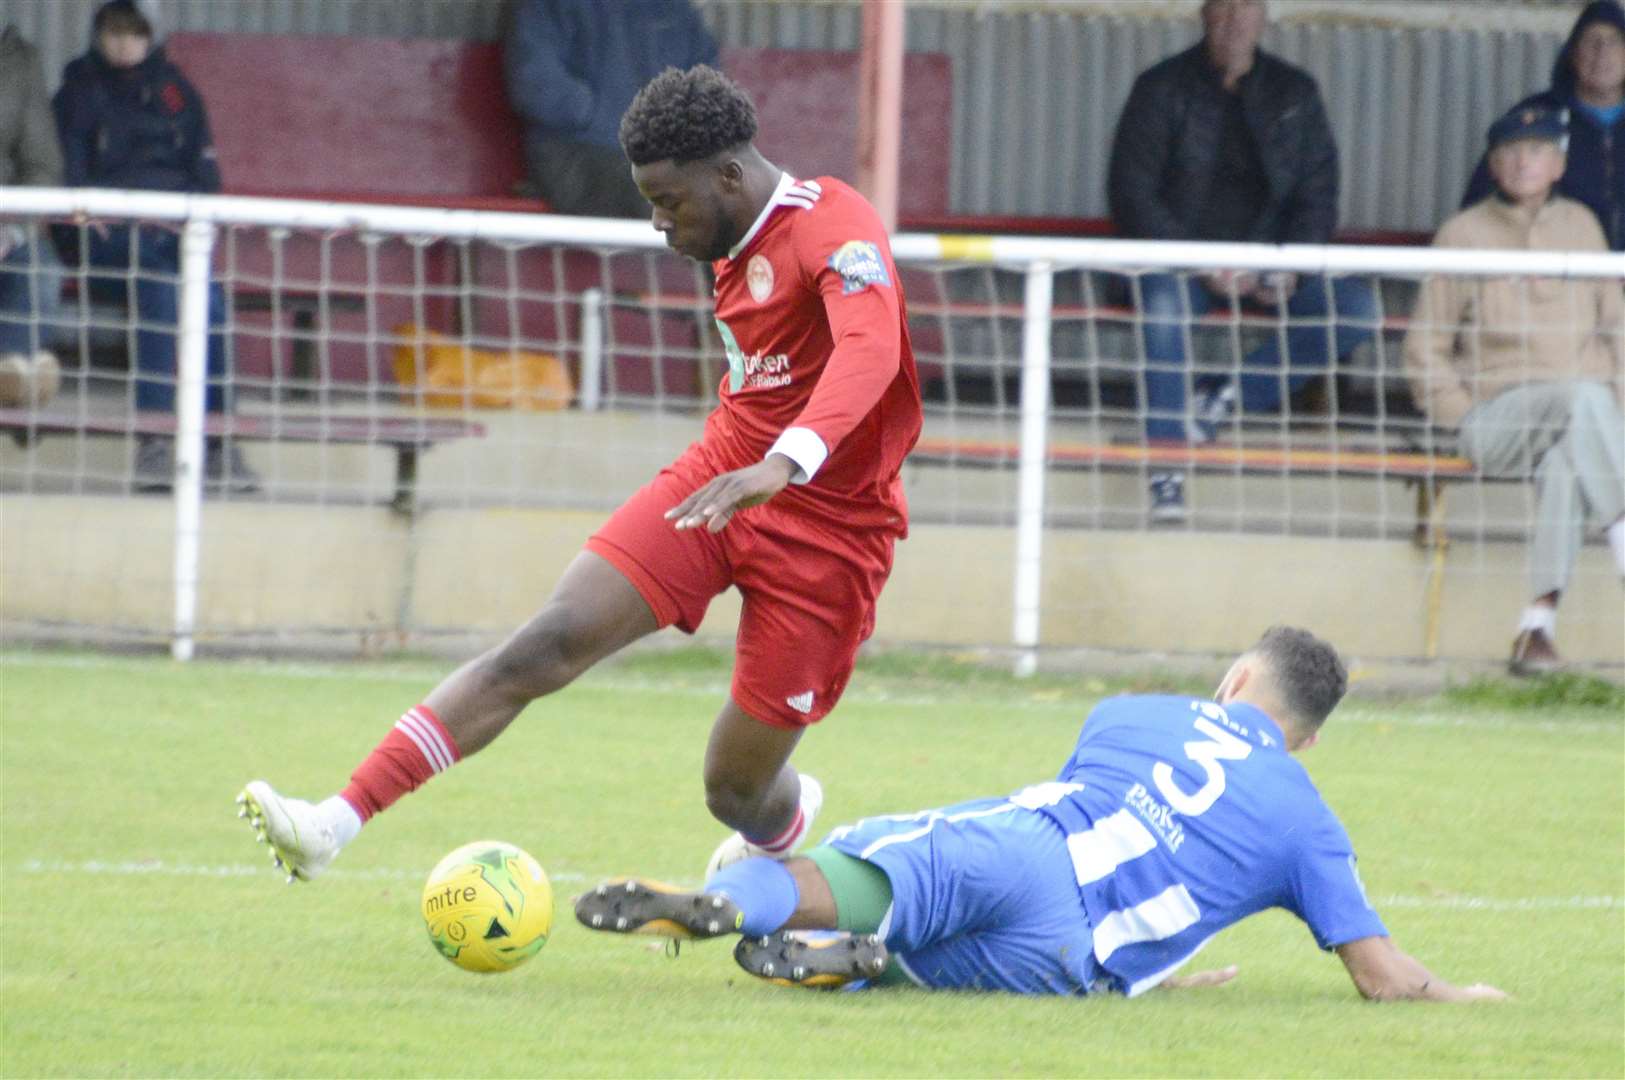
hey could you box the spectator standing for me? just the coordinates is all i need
[52,0,256,492]
[0,24,64,408]
[504,0,719,218]
[1107,0,1377,522]
[1405,105,1625,677]
[1463,0,1625,252]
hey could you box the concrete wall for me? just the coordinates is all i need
[5,495,1619,667]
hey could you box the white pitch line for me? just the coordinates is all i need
[9,859,1622,913]
[11,857,585,884]
[1374,894,1624,912]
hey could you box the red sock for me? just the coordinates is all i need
[339,705,461,822]
[747,807,806,855]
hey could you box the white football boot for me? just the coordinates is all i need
[236,780,343,883]
[704,774,824,880]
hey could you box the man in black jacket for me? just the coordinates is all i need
[1108,0,1376,522]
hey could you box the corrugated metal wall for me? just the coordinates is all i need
[0,0,1565,231]
[704,2,1566,232]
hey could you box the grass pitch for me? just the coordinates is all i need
[1,648,1621,1078]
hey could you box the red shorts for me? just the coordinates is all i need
[586,444,896,729]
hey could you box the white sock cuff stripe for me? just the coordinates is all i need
[754,809,806,854]
[394,716,447,773]
[396,709,453,773]
[408,707,458,759]
[407,708,456,770]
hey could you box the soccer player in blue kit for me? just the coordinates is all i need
[576,626,1509,1002]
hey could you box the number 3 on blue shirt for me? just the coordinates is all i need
[1151,703,1253,817]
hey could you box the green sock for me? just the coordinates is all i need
[804,846,911,987]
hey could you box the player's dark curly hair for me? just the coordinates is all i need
[1250,625,1347,732]
[619,64,759,166]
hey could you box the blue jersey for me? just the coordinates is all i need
[1016,695,1387,996]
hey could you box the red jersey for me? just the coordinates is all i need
[701,173,922,536]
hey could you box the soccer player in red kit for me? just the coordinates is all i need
[237,64,923,882]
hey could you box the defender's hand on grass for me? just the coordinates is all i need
[1451,983,1511,1002]
[1157,964,1239,991]
[666,455,798,532]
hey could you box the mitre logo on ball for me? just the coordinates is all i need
[747,254,774,303]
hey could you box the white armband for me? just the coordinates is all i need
[766,426,829,485]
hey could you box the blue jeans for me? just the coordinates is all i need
[0,231,64,356]
[84,226,231,414]
[1136,273,1378,443]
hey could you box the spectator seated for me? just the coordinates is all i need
[153,36,952,401]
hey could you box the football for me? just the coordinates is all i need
[421,840,554,973]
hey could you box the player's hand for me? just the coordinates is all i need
[1454,983,1511,1002]
[1157,964,1239,991]
[1248,272,1298,307]
[665,455,798,533]
[68,211,109,243]
[1199,270,1257,300]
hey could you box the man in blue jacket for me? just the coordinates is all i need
[504,0,719,218]
[1462,0,1625,251]
[53,0,255,492]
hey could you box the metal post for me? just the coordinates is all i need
[1012,262,1054,677]
[579,287,604,411]
[856,0,904,233]
[171,218,216,662]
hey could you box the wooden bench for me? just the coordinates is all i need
[911,435,1472,535]
[0,408,483,515]
[910,434,1486,657]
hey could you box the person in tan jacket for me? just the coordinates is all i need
[1405,104,1625,676]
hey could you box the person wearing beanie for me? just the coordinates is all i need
[52,0,258,493]
[1462,0,1625,251]
[1407,104,1625,676]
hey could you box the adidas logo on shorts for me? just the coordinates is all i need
[785,691,815,715]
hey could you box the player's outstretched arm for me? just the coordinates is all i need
[1335,935,1509,1003]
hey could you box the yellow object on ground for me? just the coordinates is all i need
[392,324,572,411]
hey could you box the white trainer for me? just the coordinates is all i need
[704,774,824,880]
[236,780,341,883]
